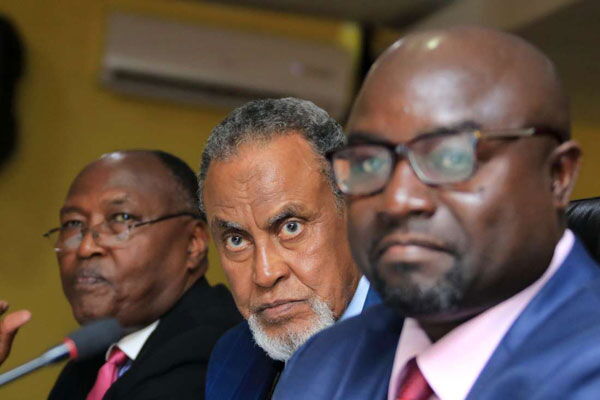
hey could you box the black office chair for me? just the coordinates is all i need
[567,197,600,263]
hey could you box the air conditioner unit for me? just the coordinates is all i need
[101,12,356,119]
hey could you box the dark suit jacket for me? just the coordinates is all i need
[274,238,600,400]
[48,277,242,400]
[205,286,382,400]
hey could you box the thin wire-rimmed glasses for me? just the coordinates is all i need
[43,212,202,253]
[328,127,564,196]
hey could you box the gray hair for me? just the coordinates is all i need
[198,97,346,214]
[247,295,335,361]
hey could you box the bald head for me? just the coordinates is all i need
[71,150,200,215]
[343,26,581,333]
[350,26,569,140]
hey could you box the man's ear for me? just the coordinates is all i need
[549,140,582,209]
[186,220,210,275]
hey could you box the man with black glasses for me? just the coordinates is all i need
[46,150,241,399]
[274,26,600,399]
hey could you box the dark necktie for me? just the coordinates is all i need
[266,360,285,400]
[395,357,433,400]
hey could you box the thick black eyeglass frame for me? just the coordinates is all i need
[42,211,202,240]
[326,126,566,196]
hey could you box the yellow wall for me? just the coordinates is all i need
[0,1,356,398]
[515,0,600,198]
[0,0,597,398]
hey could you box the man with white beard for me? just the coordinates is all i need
[199,98,381,399]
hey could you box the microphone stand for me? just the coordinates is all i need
[0,318,123,387]
[0,343,69,386]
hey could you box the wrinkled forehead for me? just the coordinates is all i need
[204,135,330,219]
[348,30,566,141]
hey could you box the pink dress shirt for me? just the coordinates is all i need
[387,230,575,400]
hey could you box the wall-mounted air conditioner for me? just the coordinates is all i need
[101,12,356,119]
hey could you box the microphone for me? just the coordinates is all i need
[0,318,124,386]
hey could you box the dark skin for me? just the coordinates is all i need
[346,27,581,341]
[57,152,208,328]
[0,301,30,366]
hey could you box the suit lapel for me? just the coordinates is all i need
[334,305,402,399]
[207,321,281,400]
[104,278,210,397]
[364,285,383,309]
[467,239,600,399]
[49,355,105,399]
[233,350,282,400]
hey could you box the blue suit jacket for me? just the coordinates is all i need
[274,238,600,400]
[206,286,382,400]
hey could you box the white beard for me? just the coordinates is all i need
[247,296,335,361]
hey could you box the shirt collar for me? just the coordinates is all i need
[388,229,575,400]
[106,320,159,361]
[340,276,371,321]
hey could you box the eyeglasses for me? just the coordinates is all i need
[43,212,202,253]
[328,127,563,196]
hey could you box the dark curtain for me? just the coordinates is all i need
[0,15,23,170]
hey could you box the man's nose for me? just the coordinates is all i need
[376,159,437,219]
[76,229,107,258]
[252,240,290,288]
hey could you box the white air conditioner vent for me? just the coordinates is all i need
[101,12,355,118]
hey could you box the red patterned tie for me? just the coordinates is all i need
[395,357,434,400]
[86,347,128,400]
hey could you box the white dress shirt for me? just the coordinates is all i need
[105,320,159,376]
[340,276,371,321]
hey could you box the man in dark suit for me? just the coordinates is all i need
[46,150,242,399]
[199,98,381,400]
[274,26,600,399]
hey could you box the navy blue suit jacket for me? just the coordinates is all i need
[274,238,600,400]
[206,286,382,400]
